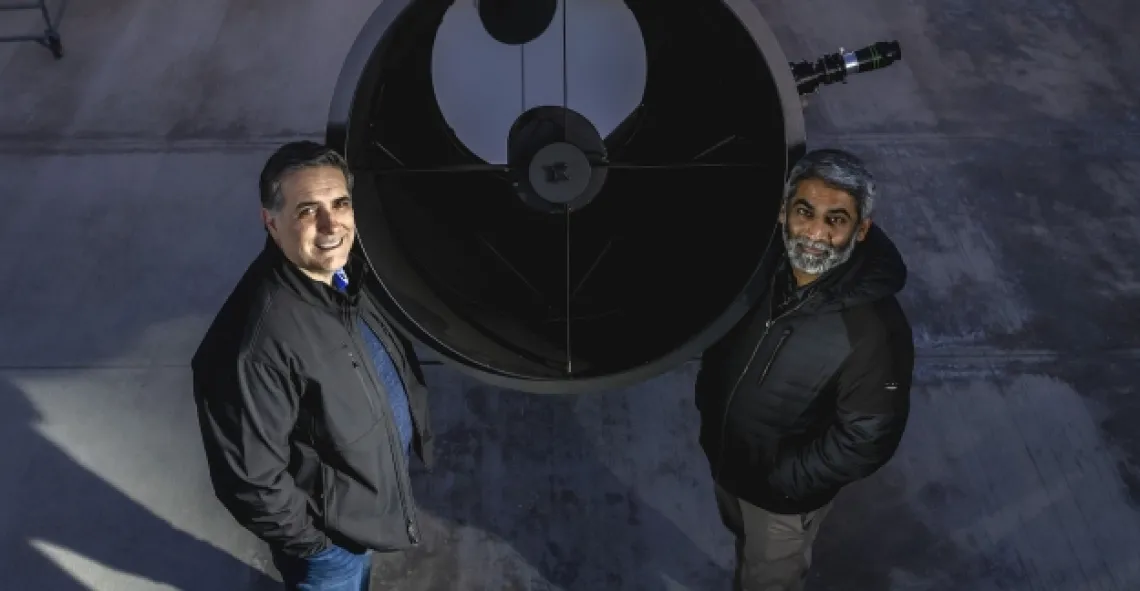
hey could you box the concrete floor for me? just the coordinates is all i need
[1,0,1138,589]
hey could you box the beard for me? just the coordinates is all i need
[783,224,858,276]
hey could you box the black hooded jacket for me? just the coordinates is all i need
[191,237,433,558]
[695,225,915,515]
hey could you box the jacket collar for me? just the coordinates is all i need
[259,234,368,310]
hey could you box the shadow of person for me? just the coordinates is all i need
[0,378,278,590]
[371,377,732,591]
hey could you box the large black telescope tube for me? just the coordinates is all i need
[327,0,806,394]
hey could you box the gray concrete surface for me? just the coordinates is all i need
[1,0,1138,589]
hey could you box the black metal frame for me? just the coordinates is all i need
[0,0,68,59]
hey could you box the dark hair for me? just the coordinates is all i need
[258,141,354,211]
[783,148,876,219]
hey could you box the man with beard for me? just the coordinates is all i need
[695,149,915,591]
[192,141,433,590]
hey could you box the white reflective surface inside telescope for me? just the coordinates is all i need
[431,0,648,165]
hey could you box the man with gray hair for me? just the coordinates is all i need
[695,149,915,590]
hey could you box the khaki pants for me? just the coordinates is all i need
[714,484,833,591]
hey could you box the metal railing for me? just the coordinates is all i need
[0,0,69,59]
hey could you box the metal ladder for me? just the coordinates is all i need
[0,0,69,59]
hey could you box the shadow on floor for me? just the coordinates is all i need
[0,378,278,591]
[809,465,1025,591]
[371,380,732,591]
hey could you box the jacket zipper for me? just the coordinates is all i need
[309,416,328,522]
[368,316,423,457]
[348,352,379,417]
[345,309,421,545]
[712,292,812,482]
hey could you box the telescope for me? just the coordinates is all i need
[327,0,902,394]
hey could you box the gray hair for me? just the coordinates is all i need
[259,141,354,212]
[783,149,876,220]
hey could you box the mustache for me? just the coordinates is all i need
[788,236,837,255]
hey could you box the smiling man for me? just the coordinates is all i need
[191,141,433,590]
[695,149,916,591]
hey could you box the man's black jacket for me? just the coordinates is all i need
[696,225,915,514]
[191,237,433,558]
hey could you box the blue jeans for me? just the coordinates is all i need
[272,544,372,591]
